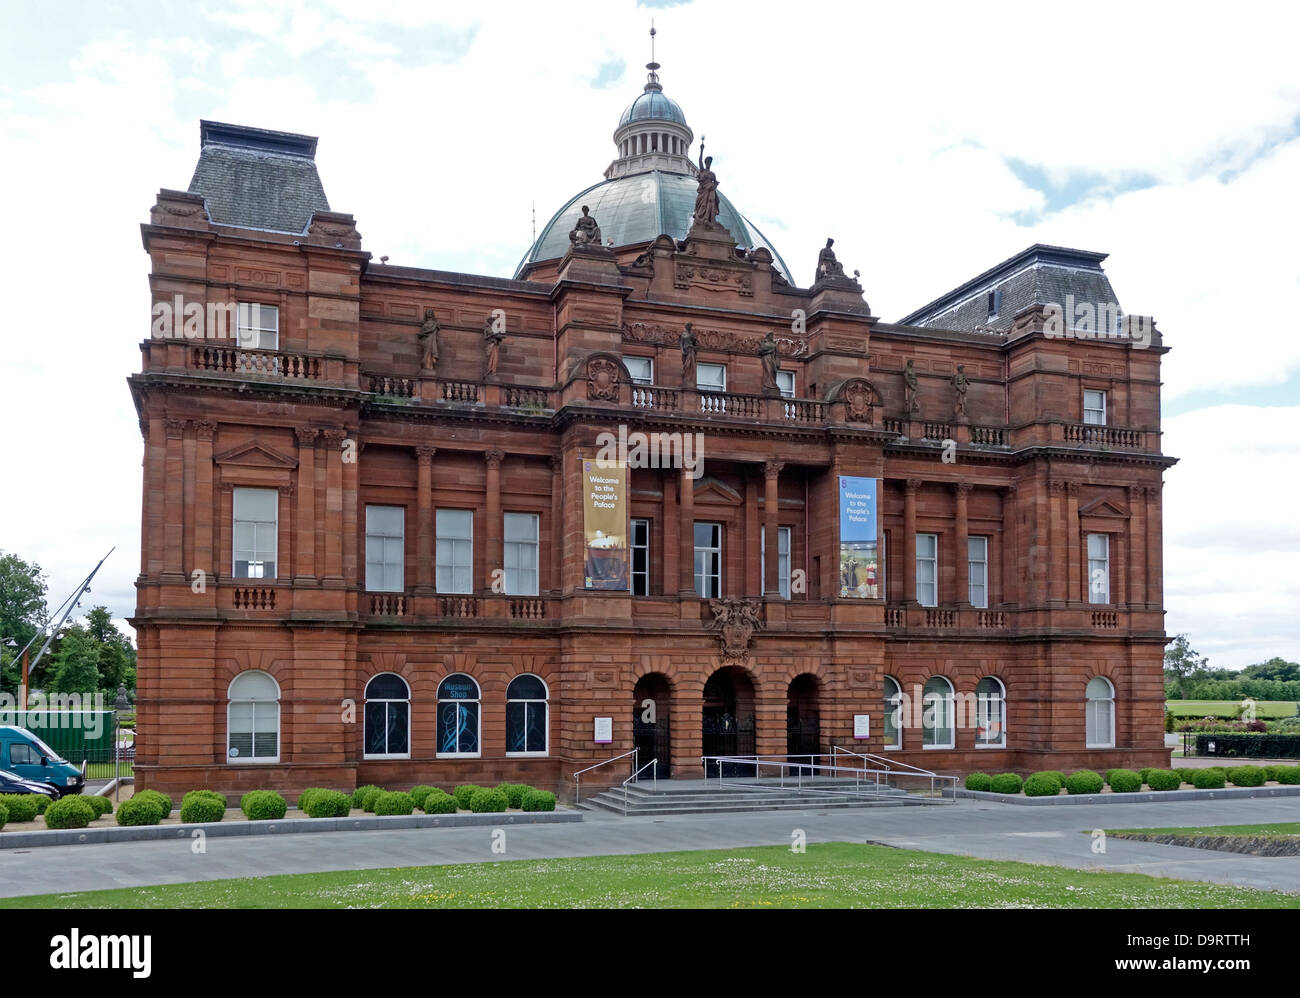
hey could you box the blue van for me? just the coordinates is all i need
[0,725,85,797]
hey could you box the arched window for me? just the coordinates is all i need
[1086,677,1115,748]
[883,676,902,750]
[506,674,548,755]
[922,676,954,749]
[364,673,410,758]
[437,674,480,756]
[227,671,279,763]
[976,677,1006,748]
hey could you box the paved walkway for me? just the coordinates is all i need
[2,795,1299,900]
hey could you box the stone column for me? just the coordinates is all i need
[162,419,187,580]
[194,421,216,583]
[549,456,563,594]
[764,461,784,597]
[662,470,678,596]
[146,416,166,577]
[321,428,346,584]
[294,427,318,584]
[183,426,196,575]
[1066,482,1081,603]
[415,447,436,592]
[678,463,695,596]
[953,482,971,606]
[342,436,359,586]
[1126,485,1145,608]
[1145,484,1163,607]
[1000,484,1018,606]
[1048,480,1066,605]
[903,479,920,604]
[483,449,504,594]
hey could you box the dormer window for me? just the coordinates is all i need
[987,289,1002,319]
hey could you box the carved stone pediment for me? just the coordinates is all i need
[214,441,299,469]
[1078,496,1130,519]
[708,597,764,662]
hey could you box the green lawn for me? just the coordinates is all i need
[1109,822,1300,839]
[1167,700,1298,719]
[3,843,1296,909]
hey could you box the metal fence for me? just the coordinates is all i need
[11,709,133,782]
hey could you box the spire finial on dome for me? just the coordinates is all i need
[645,19,661,91]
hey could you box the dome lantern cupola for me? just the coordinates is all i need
[605,29,695,180]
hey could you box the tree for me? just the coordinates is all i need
[83,605,135,691]
[1164,633,1210,698]
[1241,657,1300,683]
[49,626,101,695]
[0,551,49,693]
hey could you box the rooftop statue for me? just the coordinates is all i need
[692,139,720,229]
[759,331,781,396]
[816,238,846,281]
[569,205,603,248]
[418,309,440,373]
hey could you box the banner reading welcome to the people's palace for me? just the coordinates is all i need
[583,459,628,590]
[839,476,879,598]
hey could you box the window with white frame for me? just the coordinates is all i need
[504,512,539,595]
[364,673,410,758]
[922,675,954,748]
[967,536,988,608]
[227,671,279,762]
[976,676,1006,747]
[506,674,548,755]
[631,518,651,596]
[436,509,473,593]
[236,302,279,350]
[437,673,480,756]
[916,532,938,607]
[760,525,792,598]
[624,356,653,385]
[694,521,721,598]
[883,676,902,750]
[776,370,795,397]
[365,505,405,592]
[1083,389,1107,425]
[1087,532,1110,604]
[696,362,726,391]
[233,487,277,579]
[1086,676,1115,748]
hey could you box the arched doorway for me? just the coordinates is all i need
[786,673,821,771]
[702,666,756,777]
[632,673,672,779]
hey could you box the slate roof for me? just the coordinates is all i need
[899,244,1122,333]
[187,121,330,234]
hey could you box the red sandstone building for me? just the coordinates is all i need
[129,64,1175,799]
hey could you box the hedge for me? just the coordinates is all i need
[520,789,556,812]
[1176,768,1197,785]
[964,773,992,792]
[241,790,288,821]
[0,794,41,824]
[1023,773,1062,797]
[989,773,1023,794]
[352,785,382,809]
[1190,768,1226,789]
[1194,734,1300,759]
[422,790,458,814]
[408,786,438,809]
[116,795,165,826]
[1276,766,1300,785]
[1108,769,1142,793]
[1227,765,1267,788]
[133,789,173,818]
[305,790,352,818]
[360,787,386,813]
[453,785,484,810]
[1176,679,1300,701]
[496,783,530,809]
[186,789,227,809]
[180,791,226,823]
[45,795,97,829]
[374,791,415,816]
[1065,770,1104,795]
[469,788,508,813]
[1266,765,1288,782]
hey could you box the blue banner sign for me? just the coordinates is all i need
[839,476,880,598]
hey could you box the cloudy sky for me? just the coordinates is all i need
[1,0,1296,669]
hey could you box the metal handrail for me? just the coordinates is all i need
[622,758,658,806]
[573,748,638,806]
[700,754,957,803]
[832,744,937,777]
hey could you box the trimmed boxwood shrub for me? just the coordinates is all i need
[1275,766,1300,785]
[179,792,225,823]
[360,786,386,813]
[408,786,438,809]
[964,773,993,792]
[0,794,41,824]
[520,789,556,812]
[453,785,484,810]
[373,791,415,816]
[1042,771,1068,785]
[297,788,330,812]
[1138,767,1155,785]
[1024,772,1063,797]
[241,790,287,821]
[33,794,50,815]
[1265,765,1287,782]
[496,783,530,808]
[1146,769,1182,791]
[44,795,97,829]
[1104,769,1122,785]
[352,785,382,809]
[422,790,458,814]
[1108,769,1142,793]
[1065,770,1104,795]
[989,773,1023,794]
[1227,765,1267,788]
[0,801,7,830]
[1176,768,1197,785]
[469,788,508,813]
[116,795,165,826]
[86,795,115,818]
[305,790,352,818]
[133,789,172,817]
[1190,768,1226,789]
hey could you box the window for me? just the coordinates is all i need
[8,743,38,766]
[227,671,279,762]
[364,673,410,758]
[1087,533,1110,604]
[624,356,653,385]
[233,487,277,579]
[1083,389,1107,425]
[437,674,480,756]
[631,518,651,596]
[506,674,549,755]
[760,525,791,598]
[694,521,721,598]
[916,532,938,607]
[236,302,278,350]
[922,676,954,748]
[776,370,795,397]
[365,505,405,593]
[1086,676,1115,748]
[436,509,473,593]
[883,676,902,750]
[976,677,1006,747]
[696,362,726,392]
[504,512,539,596]
[967,536,988,608]
[987,288,1002,319]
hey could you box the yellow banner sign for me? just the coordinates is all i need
[583,459,627,590]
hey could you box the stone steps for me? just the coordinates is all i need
[580,779,923,816]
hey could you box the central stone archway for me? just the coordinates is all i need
[702,665,756,776]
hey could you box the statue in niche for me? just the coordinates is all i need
[903,358,919,414]
[952,364,970,419]
[680,321,697,387]
[759,331,781,396]
[692,140,720,228]
[569,205,602,248]
[418,309,440,373]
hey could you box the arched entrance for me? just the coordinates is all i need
[786,673,821,773]
[702,666,756,776]
[632,673,672,779]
